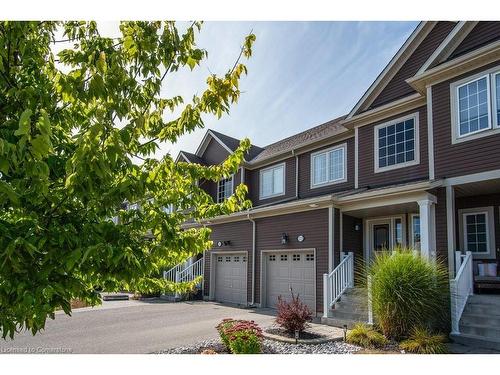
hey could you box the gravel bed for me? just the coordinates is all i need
[157,339,361,354]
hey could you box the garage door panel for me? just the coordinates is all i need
[214,253,247,305]
[265,251,315,311]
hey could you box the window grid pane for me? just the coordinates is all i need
[218,176,233,203]
[313,147,345,186]
[313,154,327,185]
[496,74,500,126]
[261,165,284,198]
[378,118,415,168]
[458,77,490,136]
[465,213,488,253]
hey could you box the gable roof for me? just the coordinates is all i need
[249,115,348,164]
[346,22,437,120]
[176,151,207,165]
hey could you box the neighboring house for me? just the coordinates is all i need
[172,22,500,348]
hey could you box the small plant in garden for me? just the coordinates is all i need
[275,292,313,334]
[399,327,448,354]
[346,323,388,349]
[216,319,263,354]
[366,249,449,340]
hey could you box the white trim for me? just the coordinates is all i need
[240,167,245,185]
[451,72,493,142]
[444,169,500,186]
[417,22,476,75]
[195,129,234,158]
[458,207,496,259]
[176,151,192,163]
[259,248,317,315]
[373,112,420,173]
[354,127,359,189]
[446,185,456,276]
[310,143,347,188]
[493,71,500,128]
[347,22,434,119]
[259,162,286,200]
[426,86,435,180]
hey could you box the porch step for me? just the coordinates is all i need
[463,303,500,316]
[467,294,500,306]
[460,313,500,327]
[325,310,368,322]
[450,333,500,351]
[459,322,500,339]
[321,316,369,329]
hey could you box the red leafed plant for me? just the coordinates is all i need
[276,292,313,334]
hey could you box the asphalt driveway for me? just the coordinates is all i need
[0,300,276,354]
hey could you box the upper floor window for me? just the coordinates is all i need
[374,113,419,173]
[260,163,285,199]
[217,176,233,203]
[451,67,500,143]
[311,144,346,188]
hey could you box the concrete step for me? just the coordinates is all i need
[333,303,368,315]
[460,313,500,327]
[321,316,369,329]
[459,323,500,339]
[463,303,500,317]
[467,295,500,306]
[101,293,129,301]
[329,310,368,322]
[450,333,500,351]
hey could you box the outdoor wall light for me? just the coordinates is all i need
[297,234,305,242]
[281,233,289,245]
[354,224,361,232]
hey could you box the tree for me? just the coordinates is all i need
[0,21,256,338]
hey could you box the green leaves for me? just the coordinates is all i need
[14,109,32,136]
[0,21,256,339]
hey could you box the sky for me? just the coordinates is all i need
[64,21,419,160]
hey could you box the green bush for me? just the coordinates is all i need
[346,323,388,349]
[400,327,448,354]
[367,250,449,340]
[216,319,263,354]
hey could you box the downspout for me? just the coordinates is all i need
[247,212,256,306]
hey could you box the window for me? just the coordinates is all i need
[311,144,346,187]
[217,256,223,262]
[260,163,285,199]
[394,218,403,247]
[280,254,288,261]
[306,254,314,261]
[292,254,301,261]
[242,256,247,262]
[456,75,490,137]
[458,207,496,259]
[128,203,139,211]
[269,255,276,261]
[375,113,419,172]
[225,256,231,262]
[217,176,233,203]
[411,214,421,252]
[451,67,500,142]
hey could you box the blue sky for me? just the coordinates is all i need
[93,21,418,159]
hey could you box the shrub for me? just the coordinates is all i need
[275,292,313,334]
[399,327,448,354]
[346,323,388,349]
[367,250,449,340]
[216,319,263,354]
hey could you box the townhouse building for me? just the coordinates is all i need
[172,21,500,348]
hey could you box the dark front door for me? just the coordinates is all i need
[373,224,390,251]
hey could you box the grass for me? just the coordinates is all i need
[399,327,448,354]
[346,323,389,349]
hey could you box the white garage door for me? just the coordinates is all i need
[265,251,315,311]
[214,253,247,305]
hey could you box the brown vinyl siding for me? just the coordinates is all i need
[341,213,364,283]
[357,106,429,188]
[433,187,449,269]
[370,22,456,109]
[455,193,500,261]
[202,138,230,165]
[203,221,253,301]
[254,209,328,313]
[432,61,500,179]
[449,22,500,60]
[247,157,296,207]
[298,138,355,199]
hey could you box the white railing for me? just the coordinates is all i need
[323,252,354,318]
[177,257,204,284]
[450,251,473,335]
[163,262,187,283]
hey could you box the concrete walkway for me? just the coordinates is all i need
[0,300,276,354]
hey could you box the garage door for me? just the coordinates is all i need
[214,253,247,305]
[265,251,315,311]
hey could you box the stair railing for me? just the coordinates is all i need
[163,262,186,282]
[177,257,204,284]
[450,251,473,335]
[323,252,354,318]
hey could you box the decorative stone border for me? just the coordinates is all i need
[263,330,343,345]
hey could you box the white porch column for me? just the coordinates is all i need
[418,198,436,261]
[446,185,457,277]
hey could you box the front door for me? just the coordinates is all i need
[373,224,390,252]
[367,217,404,261]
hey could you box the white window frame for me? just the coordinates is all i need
[450,66,500,144]
[310,143,347,189]
[458,206,496,259]
[259,162,285,200]
[374,112,420,173]
[217,175,234,203]
[410,213,421,251]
